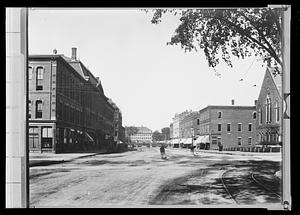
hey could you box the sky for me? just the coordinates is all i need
[28,8,267,132]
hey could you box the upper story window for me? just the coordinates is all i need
[258,107,262,125]
[238,123,242,132]
[227,123,231,132]
[218,111,222,119]
[28,66,33,80]
[238,137,242,146]
[36,67,44,90]
[265,95,272,123]
[253,111,257,119]
[36,100,43,118]
[248,137,252,145]
[197,118,200,125]
[217,123,222,132]
[248,123,252,132]
[275,102,280,122]
[28,100,32,118]
[37,67,44,80]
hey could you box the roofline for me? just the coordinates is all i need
[200,105,256,112]
[266,67,282,96]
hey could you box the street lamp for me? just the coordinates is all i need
[191,128,194,148]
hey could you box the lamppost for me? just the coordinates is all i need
[191,127,194,148]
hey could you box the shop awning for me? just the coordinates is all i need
[195,135,209,143]
[183,138,192,145]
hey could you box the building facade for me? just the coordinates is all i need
[130,126,152,144]
[198,104,257,150]
[171,110,192,139]
[108,98,125,144]
[28,48,116,153]
[256,67,282,145]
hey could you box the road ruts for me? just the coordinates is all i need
[221,168,281,204]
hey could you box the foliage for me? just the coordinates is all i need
[152,130,164,141]
[147,8,285,75]
[161,127,170,140]
[125,126,139,136]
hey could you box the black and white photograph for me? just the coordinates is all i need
[5,6,291,209]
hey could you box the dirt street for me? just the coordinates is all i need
[30,147,281,207]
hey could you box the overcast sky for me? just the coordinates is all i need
[28,8,267,131]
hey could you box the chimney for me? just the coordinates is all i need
[231,99,235,105]
[254,100,258,106]
[71,47,77,61]
[53,49,57,54]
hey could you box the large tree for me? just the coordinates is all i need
[161,127,170,140]
[152,130,164,142]
[147,8,285,75]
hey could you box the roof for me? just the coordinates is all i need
[137,126,152,134]
[266,67,282,96]
[200,105,256,112]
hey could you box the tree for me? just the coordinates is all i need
[161,127,170,140]
[125,126,138,143]
[147,8,285,75]
[152,130,163,142]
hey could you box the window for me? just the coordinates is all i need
[28,100,32,118]
[248,123,252,132]
[259,107,262,125]
[218,123,222,132]
[275,102,280,122]
[238,137,242,146]
[253,112,257,119]
[227,123,231,132]
[217,137,222,146]
[238,123,242,132]
[266,95,272,123]
[29,127,39,148]
[36,100,43,118]
[42,127,53,138]
[36,67,44,90]
[248,137,252,145]
[197,119,200,125]
[28,66,33,80]
[218,111,222,119]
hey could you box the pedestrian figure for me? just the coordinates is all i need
[160,144,166,159]
[190,145,196,156]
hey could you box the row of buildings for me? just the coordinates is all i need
[168,67,282,151]
[28,48,125,153]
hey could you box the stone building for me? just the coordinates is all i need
[28,48,115,153]
[130,126,152,144]
[197,103,257,150]
[256,67,282,146]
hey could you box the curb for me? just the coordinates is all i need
[29,152,102,167]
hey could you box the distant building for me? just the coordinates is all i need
[197,104,257,150]
[130,126,152,144]
[256,67,282,145]
[107,99,125,144]
[180,111,199,139]
[28,48,115,153]
[169,123,173,139]
[171,110,192,139]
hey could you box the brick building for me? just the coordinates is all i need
[197,103,257,150]
[179,111,200,148]
[108,98,125,144]
[256,67,282,146]
[28,48,116,153]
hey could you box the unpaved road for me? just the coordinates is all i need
[30,147,281,207]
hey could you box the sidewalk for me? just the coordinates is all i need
[29,150,108,167]
[195,149,281,156]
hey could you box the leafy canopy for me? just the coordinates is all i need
[147,8,284,75]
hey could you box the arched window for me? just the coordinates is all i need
[275,102,280,122]
[253,111,257,119]
[265,94,272,123]
[258,107,262,125]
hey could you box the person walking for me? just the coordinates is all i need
[160,144,166,159]
[190,145,196,156]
